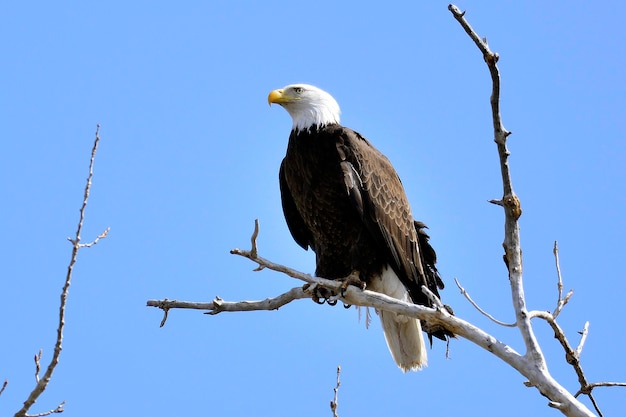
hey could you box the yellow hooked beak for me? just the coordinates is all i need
[268,89,291,106]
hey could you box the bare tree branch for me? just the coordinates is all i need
[149,221,624,416]
[447,5,605,416]
[147,251,624,417]
[147,286,312,326]
[147,245,548,390]
[448,5,624,414]
[14,125,107,417]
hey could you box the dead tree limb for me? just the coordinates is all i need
[448,4,622,416]
[14,125,108,417]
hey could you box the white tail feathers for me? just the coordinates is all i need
[368,266,427,372]
[378,309,427,371]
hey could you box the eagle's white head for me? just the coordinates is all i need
[268,84,341,132]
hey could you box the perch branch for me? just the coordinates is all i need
[148,220,349,321]
[149,219,607,417]
[151,252,523,365]
[150,225,576,404]
[0,379,7,397]
[147,286,312,324]
[14,125,107,417]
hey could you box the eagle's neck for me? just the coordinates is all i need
[288,100,340,132]
[292,123,334,135]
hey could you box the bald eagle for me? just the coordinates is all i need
[268,84,450,372]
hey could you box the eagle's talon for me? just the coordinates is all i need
[313,296,326,305]
[339,272,366,298]
[311,285,337,306]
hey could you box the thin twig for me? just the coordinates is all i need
[576,321,589,357]
[0,379,7,397]
[250,219,260,260]
[575,382,626,397]
[34,350,42,383]
[454,278,516,327]
[14,125,106,417]
[330,366,341,417]
[552,241,573,318]
[24,401,65,417]
[553,241,564,314]
[230,246,323,287]
[421,285,444,309]
[76,227,110,248]
[448,4,511,153]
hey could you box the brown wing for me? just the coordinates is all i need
[279,159,313,250]
[336,127,429,305]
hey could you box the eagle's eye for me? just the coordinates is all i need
[293,87,304,94]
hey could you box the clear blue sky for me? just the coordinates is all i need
[2,1,624,416]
